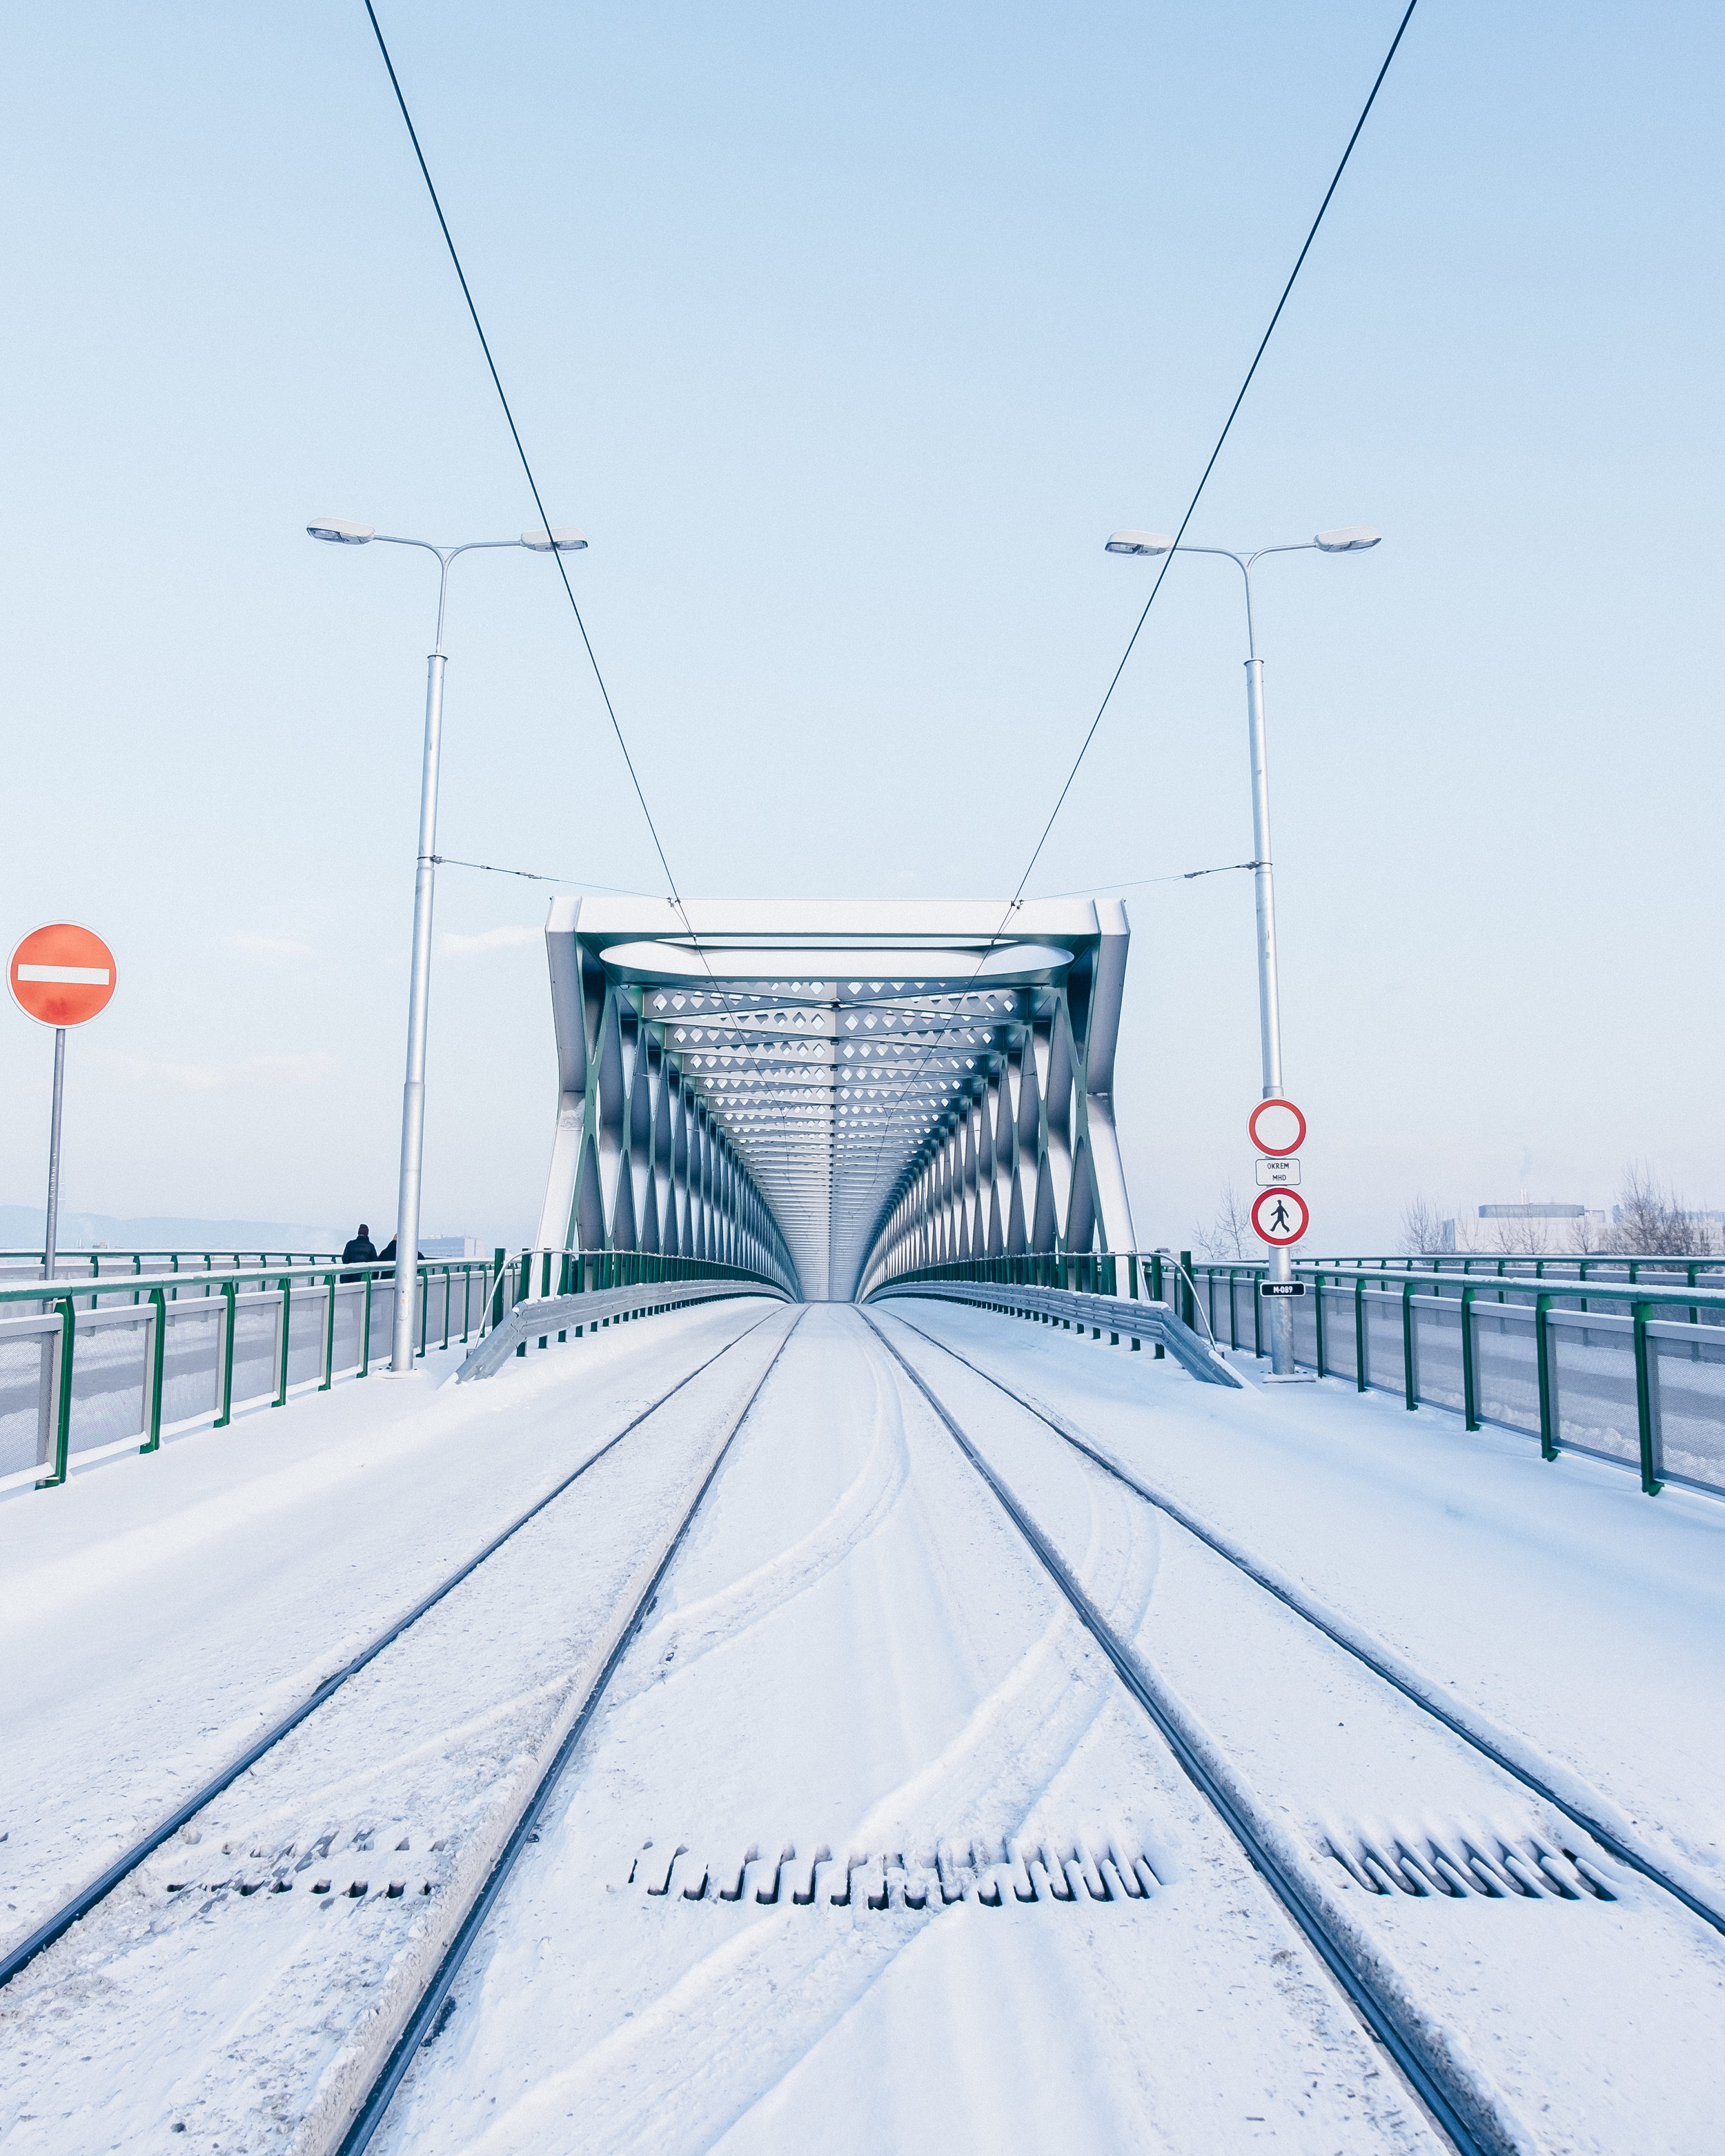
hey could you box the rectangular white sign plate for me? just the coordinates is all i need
[1255,1157,1301,1187]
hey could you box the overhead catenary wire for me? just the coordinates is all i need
[1010,0,1419,907]
[360,1,690,924]
[852,0,1420,1254]
[362,0,1417,1279]
[429,854,659,898]
[1034,860,1263,899]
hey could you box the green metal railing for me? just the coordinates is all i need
[0,1255,500,1496]
[486,1247,790,1332]
[0,1247,340,1281]
[882,1249,1208,1305]
[0,1246,791,1499]
[1193,1258,1725,1501]
[1299,1252,1725,1288]
[879,1251,1209,1352]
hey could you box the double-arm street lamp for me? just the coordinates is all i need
[307,517,587,1376]
[1105,524,1381,1374]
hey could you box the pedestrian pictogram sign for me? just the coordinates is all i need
[9,924,117,1029]
[1252,1187,1309,1246]
[1248,1098,1305,1155]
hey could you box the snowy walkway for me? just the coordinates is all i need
[1,1299,1722,2153]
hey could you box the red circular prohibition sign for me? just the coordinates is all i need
[8,923,118,1029]
[1248,1097,1306,1156]
[1252,1186,1310,1247]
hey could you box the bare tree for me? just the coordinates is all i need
[1570,1209,1605,1255]
[1399,1196,1444,1256]
[1605,1163,1715,1256]
[1488,1209,1551,1258]
[1196,1183,1254,1261]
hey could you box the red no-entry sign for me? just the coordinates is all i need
[1252,1186,1310,1247]
[9,923,117,1029]
[10,922,119,1292]
[1248,1097,1306,1156]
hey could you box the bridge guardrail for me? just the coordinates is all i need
[1194,1259,1725,1501]
[0,1258,505,1497]
[871,1278,1242,1389]
[0,1247,780,1497]
[0,1249,340,1286]
[1272,1252,1725,1291]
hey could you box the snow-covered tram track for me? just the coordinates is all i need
[0,1307,805,2156]
[866,1308,1725,2156]
[859,1312,1494,2156]
[877,1305,1725,1940]
[332,1308,809,2156]
[0,1305,787,1999]
[364,1302,1451,2156]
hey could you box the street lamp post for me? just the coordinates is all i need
[1105,524,1381,1375]
[307,517,587,1375]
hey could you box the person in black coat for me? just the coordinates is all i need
[376,1236,422,1265]
[340,1223,377,1283]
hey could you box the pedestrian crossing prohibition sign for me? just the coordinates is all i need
[1251,1186,1308,1247]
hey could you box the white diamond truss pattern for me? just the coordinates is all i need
[533,898,1136,1302]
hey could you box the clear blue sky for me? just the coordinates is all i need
[1,1,1719,1256]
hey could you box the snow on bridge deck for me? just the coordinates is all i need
[1,1299,1722,2153]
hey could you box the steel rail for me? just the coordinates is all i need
[335,1307,807,2153]
[859,1310,1495,2156]
[0,1303,783,1992]
[878,1305,1725,1943]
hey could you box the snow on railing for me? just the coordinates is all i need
[1192,1259,1725,1501]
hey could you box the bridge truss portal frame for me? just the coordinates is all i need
[533,897,1136,1303]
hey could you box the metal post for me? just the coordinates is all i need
[1245,653,1295,1375]
[389,645,446,1374]
[1631,1299,1662,1495]
[42,1027,66,1290]
[1534,1291,1557,1461]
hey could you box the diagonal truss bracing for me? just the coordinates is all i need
[533,899,1136,1302]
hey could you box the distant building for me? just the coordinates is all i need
[1435,1205,1608,1254]
[1477,1203,1588,1222]
[419,1235,479,1260]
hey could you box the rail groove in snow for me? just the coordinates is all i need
[878,1305,1725,1941]
[0,1307,783,1996]
[330,1308,809,2156]
[860,1309,1500,2156]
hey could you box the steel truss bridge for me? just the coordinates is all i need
[532,898,1137,1302]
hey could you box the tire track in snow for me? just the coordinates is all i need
[627,1327,914,1685]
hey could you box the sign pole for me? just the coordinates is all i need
[9,923,120,1292]
[43,1027,66,1287]
[388,645,447,1376]
[1244,653,1296,1375]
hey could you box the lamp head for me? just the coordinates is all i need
[1314,526,1381,553]
[1105,531,1175,557]
[522,527,588,552]
[306,519,375,545]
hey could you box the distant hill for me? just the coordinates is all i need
[0,1206,344,1255]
